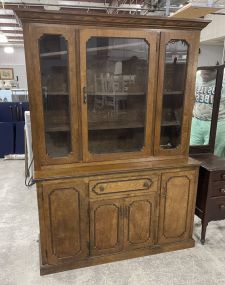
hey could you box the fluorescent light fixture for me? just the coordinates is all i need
[0,32,8,43]
[4,46,14,54]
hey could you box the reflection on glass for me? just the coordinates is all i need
[160,40,188,149]
[190,69,217,146]
[39,34,71,157]
[86,37,149,154]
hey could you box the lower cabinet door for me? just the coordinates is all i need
[90,198,123,256]
[42,180,89,265]
[158,170,196,244]
[124,195,157,249]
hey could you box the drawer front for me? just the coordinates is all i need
[89,174,158,198]
[208,197,225,221]
[210,181,225,197]
[211,171,225,182]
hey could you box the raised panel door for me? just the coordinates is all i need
[124,195,157,249]
[158,171,197,244]
[90,198,123,256]
[42,180,89,265]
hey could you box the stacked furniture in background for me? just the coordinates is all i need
[0,102,29,158]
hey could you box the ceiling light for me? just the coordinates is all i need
[4,46,14,54]
[0,32,8,43]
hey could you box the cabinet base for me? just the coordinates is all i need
[40,239,195,275]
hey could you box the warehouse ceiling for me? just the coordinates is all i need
[0,0,225,46]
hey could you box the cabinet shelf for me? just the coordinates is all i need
[164,91,183,95]
[87,92,145,96]
[161,121,181,127]
[89,121,144,130]
[45,125,70,132]
[44,92,69,96]
[40,51,67,57]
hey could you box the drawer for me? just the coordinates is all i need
[208,197,225,221]
[89,174,158,198]
[210,181,225,197]
[211,171,225,182]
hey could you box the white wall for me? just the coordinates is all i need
[198,44,224,67]
[0,46,27,89]
[201,14,225,43]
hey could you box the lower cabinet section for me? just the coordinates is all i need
[37,167,198,273]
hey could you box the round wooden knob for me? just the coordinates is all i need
[99,186,104,192]
[220,189,225,194]
[143,181,150,188]
[219,204,225,210]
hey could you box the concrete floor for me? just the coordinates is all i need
[1,160,225,285]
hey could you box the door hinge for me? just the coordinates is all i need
[83,86,87,104]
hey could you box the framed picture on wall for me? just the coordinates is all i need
[0,68,14,80]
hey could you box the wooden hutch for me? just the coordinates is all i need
[15,9,209,274]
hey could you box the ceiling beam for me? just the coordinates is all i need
[0,23,20,27]
[6,36,23,39]
[0,29,23,34]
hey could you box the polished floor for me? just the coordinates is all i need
[1,160,225,285]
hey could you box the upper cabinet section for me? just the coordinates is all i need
[154,31,200,156]
[18,10,209,169]
[80,29,158,161]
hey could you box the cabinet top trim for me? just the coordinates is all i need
[14,9,210,31]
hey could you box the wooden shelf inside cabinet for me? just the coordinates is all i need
[45,125,70,132]
[40,51,68,58]
[161,121,181,127]
[89,121,144,130]
[164,91,184,95]
[87,92,145,96]
[45,92,69,96]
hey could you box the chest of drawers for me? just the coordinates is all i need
[192,154,225,244]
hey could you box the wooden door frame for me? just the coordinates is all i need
[79,27,159,162]
[27,24,80,166]
[154,30,200,157]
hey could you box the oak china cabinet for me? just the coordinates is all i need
[15,9,209,275]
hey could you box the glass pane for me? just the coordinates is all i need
[86,37,149,154]
[39,34,71,157]
[160,40,188,149]
[215,69,225,157]
[190,68,217,146]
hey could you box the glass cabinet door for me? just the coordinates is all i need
[31,27,79,165]
[154,31,199,156]
[80,29,158,161]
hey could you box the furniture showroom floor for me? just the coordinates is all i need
[1,160,225,285]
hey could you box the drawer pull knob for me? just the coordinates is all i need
[99,186,105,192]
[222,174,225,180]
[220,189,225,194]
[219,204,225,210]
[143,181,151,188]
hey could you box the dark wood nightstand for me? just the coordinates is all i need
[192,154,225,244]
